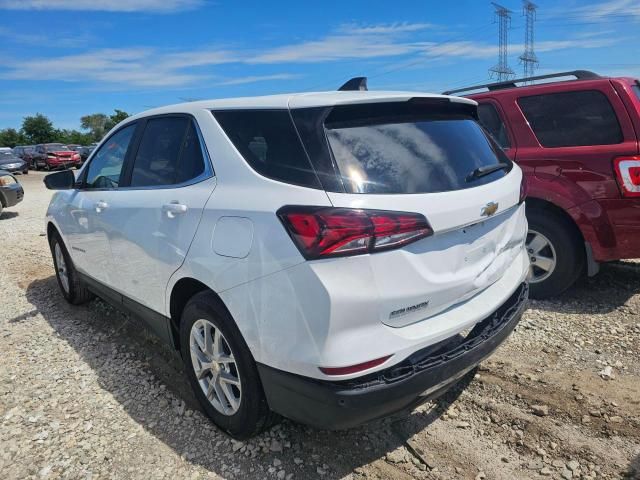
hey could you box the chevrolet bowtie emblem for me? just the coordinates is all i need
[481,202,499,217]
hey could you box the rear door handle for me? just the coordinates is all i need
[95,201,108,213]
[162,202,188,218]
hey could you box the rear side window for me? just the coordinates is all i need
[325,113,510,194]
[213,110,320,189]
[129,117,207,187]
[518,90,622,147]
[477,103,511,149]
[632,84,640,101]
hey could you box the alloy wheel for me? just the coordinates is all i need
[189,319,242,416]
[526,229,557,283]
[54,242,70,293]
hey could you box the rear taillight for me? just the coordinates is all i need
[277,206,433,260]
[614,156,640,198]
[519,174,528,204]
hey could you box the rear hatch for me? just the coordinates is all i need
[291,97,527,327]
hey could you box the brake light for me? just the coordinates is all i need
[614,156,640,198]
[319,355,391,376]
[277,206,433,260]
[519,174,528,204]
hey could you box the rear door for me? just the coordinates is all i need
[106,115,214,319]
[293,100,526,327]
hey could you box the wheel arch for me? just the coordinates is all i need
[168,277,231,351]
[525,197,597,275]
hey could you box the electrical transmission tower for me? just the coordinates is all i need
[489,2,515,82]
[519,0,538,82]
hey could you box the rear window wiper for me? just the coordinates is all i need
[466,162,510,182]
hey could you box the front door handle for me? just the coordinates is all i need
[95,201,108,213]
[162,202,188,218]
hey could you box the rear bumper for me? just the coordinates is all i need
[258,282,528,430]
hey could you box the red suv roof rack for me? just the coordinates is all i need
[443,70,601,96]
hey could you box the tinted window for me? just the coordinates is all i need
[325,116,509,194]
[632,84,640,102]
[477,103,511,149]
[130,116,193,187]
[176,121,206,184]
[85,124,135,189]
[213,110,320,189]
[518,90,622,147]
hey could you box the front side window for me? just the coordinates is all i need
[129,116,206,187]
[325,115,510,194]
[213,110,320,189]
[477,103,511,149]
[518,90,623,147]
[85,124,135,189]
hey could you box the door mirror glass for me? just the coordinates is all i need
[44,169,76,190]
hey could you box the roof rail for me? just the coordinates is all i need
[338,77,368,91]
[442,70,601,96]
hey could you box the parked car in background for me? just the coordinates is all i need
[43,86,529,438]
[0,150,28,174]
[77,146,94,163]
[445,71,640,299]
[13,145,36,166]
[32,143,82,170]
[0,170,24,216]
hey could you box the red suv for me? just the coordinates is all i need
[445,71,640,299]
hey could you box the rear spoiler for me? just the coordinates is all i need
[338,77,368,91]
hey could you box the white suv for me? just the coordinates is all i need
[44,89,529,439]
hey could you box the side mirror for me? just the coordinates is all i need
[44,169,76,190]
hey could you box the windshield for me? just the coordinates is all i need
[0,151,16,158]
[325,116,510,194]
[46,144,69,151]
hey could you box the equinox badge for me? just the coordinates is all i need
[481,202,499,217]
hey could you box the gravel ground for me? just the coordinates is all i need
[1,171,638,480]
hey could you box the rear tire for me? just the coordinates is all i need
[526,207,584,299]
[49,233,93,305]
[180,291,277,439]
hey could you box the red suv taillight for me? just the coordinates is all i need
[277,206,433,260]
[614,156,640,198]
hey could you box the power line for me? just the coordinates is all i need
[519,1,538,82]
[489,3,515,81]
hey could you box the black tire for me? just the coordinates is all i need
[526,207,584,299]
[180,291,277,439]
[49,233,94,305]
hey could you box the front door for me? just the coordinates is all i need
[64,123,138,286]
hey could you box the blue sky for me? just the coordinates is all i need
[0,0,638,131]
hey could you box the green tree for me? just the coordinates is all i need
[21,114,55,144]
[104,109,130,132]
[80,113,108,141]
[0,128,25,148]
[55,129,93,145]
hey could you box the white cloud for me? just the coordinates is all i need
[0,0,204,13]
[216,74,301,86]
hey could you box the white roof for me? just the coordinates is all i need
[128,90,476,121]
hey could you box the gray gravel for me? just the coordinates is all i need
[1,172,638,480]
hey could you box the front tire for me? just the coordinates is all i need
[180,291,275,439]
[526,208,584,299]
[49,233,93,305]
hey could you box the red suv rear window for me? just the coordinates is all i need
[518,90,622,148]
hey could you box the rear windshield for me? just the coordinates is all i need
[632,84,640,101]
[325,114,510,194]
